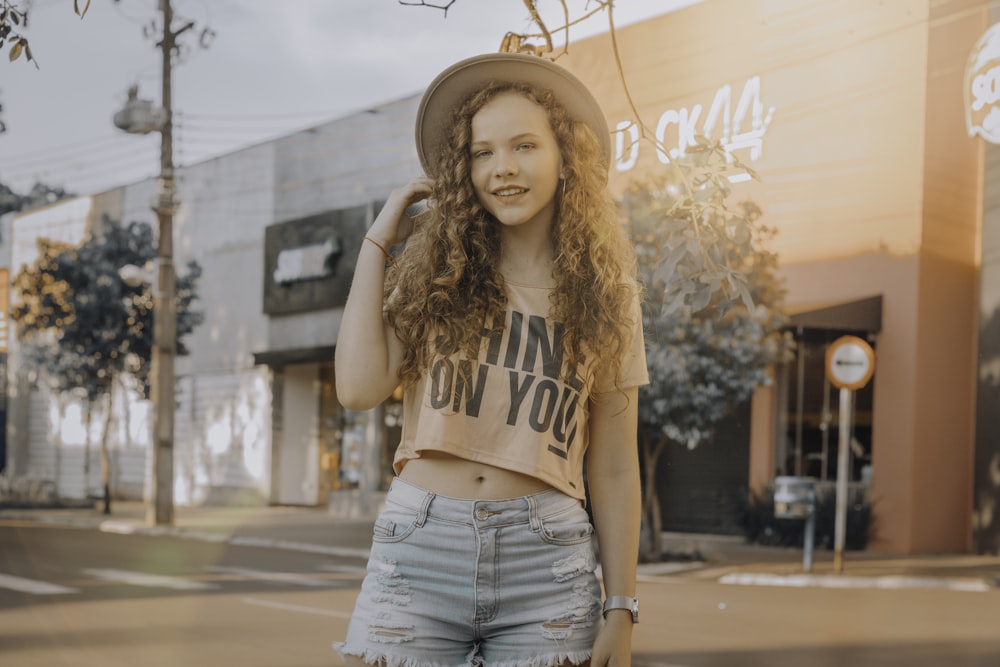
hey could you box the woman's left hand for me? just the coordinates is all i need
[590,613,633,667]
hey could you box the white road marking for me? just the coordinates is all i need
[719,572,991,592]
[241,596,352,618]
[82,568,217,590]
[318,563,367,574]
[0,572,79,595]
[206,565,331,587]
[228,536,370,559]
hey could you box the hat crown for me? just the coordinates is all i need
[415,52,610,177]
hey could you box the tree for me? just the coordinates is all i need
[1,181,73,216]
[1,0,92,67]
[11,216,203,513]
[623,140,793,562]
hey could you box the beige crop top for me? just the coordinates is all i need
[393,280,649,500]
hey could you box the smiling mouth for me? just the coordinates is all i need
[493,187,528,199]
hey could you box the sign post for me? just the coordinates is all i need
[825,335,875,573]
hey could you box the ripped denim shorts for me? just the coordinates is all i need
[334,477,602,667]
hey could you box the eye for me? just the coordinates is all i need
[472,149,492,159]
[516,142,535,151]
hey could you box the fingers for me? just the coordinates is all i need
[405,199,431,219]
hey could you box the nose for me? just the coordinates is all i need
[493,150,517,177]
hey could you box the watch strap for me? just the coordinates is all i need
[602,596,639,623]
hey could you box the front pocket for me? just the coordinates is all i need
[537,506,595,546]
[371,502,421,543]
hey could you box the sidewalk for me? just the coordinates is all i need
[3,500,999,591]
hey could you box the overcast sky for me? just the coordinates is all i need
[0,1,695,196]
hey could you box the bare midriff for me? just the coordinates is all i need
[398,450,553,500]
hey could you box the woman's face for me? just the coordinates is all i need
[469,91,563,234]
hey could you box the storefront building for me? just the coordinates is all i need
[555,0,996,554]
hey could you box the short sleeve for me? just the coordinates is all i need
[594,293,649,394]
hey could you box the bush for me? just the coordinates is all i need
[736,482,873,551]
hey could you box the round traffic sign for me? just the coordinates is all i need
[825,335,875,390]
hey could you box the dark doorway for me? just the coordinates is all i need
[658,402,751,535]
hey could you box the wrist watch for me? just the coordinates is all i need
[602,596,639,623]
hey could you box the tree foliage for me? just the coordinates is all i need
[1,0,35,67]
[12,215,203,397]
[626,140,793,447]
[1,0,91,67]
[1,181,73,217]
[10,216,203,511]
[623,140,794,561]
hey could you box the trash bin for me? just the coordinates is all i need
[773,475,816,519]
[773,476,816,572]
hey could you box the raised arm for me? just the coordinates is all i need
[335,178,432,410]
[586,386,640,667]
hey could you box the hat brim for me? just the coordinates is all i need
[415,52,610,177]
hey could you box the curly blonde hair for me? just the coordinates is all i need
[386,81,639,391]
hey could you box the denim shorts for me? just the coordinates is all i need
[334,477,602,667]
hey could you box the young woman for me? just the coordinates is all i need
[334,52,648,667]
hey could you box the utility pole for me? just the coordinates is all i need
[150,0,178,527]
[112,0,207,526]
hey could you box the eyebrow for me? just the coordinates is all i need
[470,132,544,148]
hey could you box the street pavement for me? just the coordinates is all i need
[2,499,999,592]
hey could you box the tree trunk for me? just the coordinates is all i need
[99,390,114,515]
[119,374,133,448]
[53,392,66,502]
[83,402,93,497]
[638,433,667,562]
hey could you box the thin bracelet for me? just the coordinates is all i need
[363,236,398,270]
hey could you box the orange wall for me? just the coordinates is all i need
[563,0,931,261]
[905,0,984,553]
[560,0,988,553]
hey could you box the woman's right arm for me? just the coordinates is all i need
[335,178,432,410]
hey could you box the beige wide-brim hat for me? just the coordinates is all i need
[415,52,611,177]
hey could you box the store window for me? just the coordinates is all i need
[319,364,400,494]
[777,329,875,483]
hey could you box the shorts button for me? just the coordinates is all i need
[475,507,489,521]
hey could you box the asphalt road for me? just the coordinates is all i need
[2,520,999,667]
[1,519,366,666]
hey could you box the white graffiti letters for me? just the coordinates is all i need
[615,76,776,181]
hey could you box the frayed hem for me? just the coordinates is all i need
[333,642,468,667]
[487,650,593,667]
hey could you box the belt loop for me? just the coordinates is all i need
[416,490,434,527]
[527,494,542,533]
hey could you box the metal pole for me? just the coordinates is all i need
[803,507,815,573]
[820,377,831,480]
[833,387,852,573]
[794,329,805,475]
[149,0,177,527]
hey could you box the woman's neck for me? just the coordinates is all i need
[499,225,555,287]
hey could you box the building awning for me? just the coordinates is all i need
[785,295,882,333]
[253,345,335,367]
